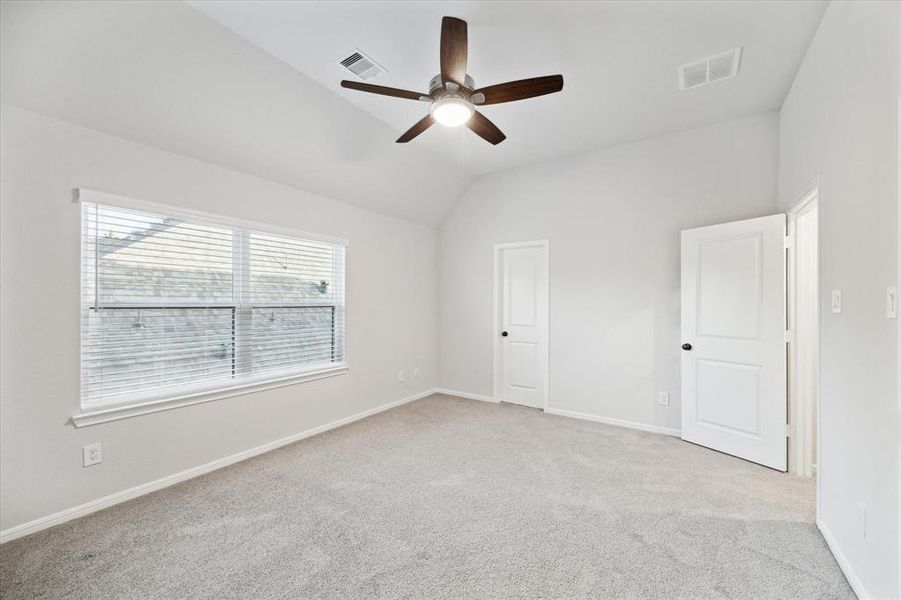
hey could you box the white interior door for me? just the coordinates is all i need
[495,241,549,408]
[681,215,787,471]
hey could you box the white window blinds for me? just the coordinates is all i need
[81,199,346,409]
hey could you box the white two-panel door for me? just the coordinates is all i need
[681,215,787,471]
[495,241,549,409]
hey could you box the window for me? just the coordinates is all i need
[80,195,346,412]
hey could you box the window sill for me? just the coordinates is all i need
[70,364,349,428]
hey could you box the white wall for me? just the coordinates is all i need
[777,2,899,597]
[0,105,438,532]
[438,113,779,433]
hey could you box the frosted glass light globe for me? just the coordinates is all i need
[430,96,474,127]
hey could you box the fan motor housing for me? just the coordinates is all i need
[429,74,475,96]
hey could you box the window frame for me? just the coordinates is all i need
[72,188,349,428]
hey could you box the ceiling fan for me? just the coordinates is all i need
[340,16,564,145]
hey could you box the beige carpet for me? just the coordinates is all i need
[1,394,852,599]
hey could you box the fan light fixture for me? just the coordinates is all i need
[430,96,474,127]
[339,17,564,144]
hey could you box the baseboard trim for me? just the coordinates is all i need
[433,388,499,403]
[544,407,681,437]
[817,518,868,600]
[0,388,435,545]
[433,394,679,438]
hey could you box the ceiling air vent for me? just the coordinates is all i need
[338,49,386,81]
[679,47,742,90]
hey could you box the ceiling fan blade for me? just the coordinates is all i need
[341,80,429,101]
[472,75,564,105]
[440,16,468,88]
[467,111,506,145]
[396,115,435,143]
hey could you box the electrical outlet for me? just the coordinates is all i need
[857,504,867,538]
[657,392,670,406]
[396,370,405,383]
[413,368,421,380]
[83,443,102,467]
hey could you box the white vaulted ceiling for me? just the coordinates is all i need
[1,1,827,225]
[0,0,467,226]
[191,1,826,175]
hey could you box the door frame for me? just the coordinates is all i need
[492,239,550,410]
[786,183,823,492]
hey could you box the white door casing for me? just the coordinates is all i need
[494,241,549,409]
[681,215,787,471]
[787,190,819,477]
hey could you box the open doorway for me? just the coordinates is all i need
[787,186,819,478]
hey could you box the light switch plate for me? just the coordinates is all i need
[887,287,897,319]
[831,289,842,314]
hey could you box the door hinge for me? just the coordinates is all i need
[785,424,794,438]
[784,330,793,343]
[784,235,793,249]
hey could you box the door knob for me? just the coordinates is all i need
[501,331,509,337]
[681,343,692,351]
